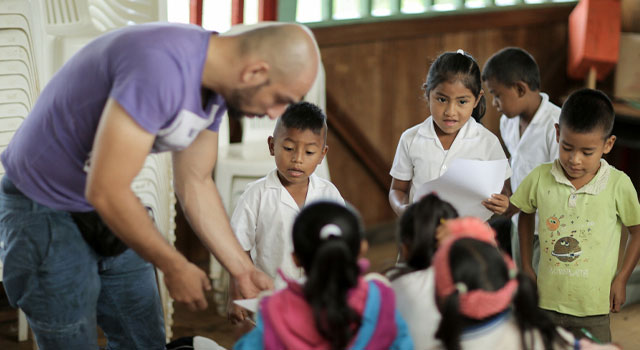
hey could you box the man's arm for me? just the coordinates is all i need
[172,125,273,299]
[610,224,640,312]
[518,211,537,283]
[86,98,211,311]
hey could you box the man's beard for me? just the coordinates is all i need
[225,80,270,120]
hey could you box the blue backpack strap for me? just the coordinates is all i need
[233,313,265,350]
[350,280,382,349]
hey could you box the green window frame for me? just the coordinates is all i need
[278,0,577,27]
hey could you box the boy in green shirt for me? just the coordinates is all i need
[511,89,640,343]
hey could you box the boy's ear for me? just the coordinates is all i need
[321,144,328,159]
[555,123,560,143]
[603,135,616,154]
[515,81,528,98]
[240,60,270,86]
[268,136,275,156]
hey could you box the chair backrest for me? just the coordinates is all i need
[43,0,161,35]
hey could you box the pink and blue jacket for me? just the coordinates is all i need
[234,272,413,350]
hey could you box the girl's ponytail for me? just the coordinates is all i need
[304,238,360,350]
[512,273,568,349]
[293,202,364,350]
[435,293,463,350]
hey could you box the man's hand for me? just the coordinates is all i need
[610,275,626,313]
[482,193,510,215]
[235,268,274,299]
[163,258,212,311]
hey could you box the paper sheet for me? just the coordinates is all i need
[233,298,259,313]
[413,159,508,221]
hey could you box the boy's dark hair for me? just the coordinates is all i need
[559,88,614,137]
[389,194,458,281]
[278,101,327,141]
[435,239,569,350]
[423,51,486,122]
[481,47,541,91]
[293,201,363,350]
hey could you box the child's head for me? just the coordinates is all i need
[556,89,616,184]
[481,47,541,118]
[433,217,565,350]
[423,50,486,135]
[292,201,366,350]
[396,194,458,273]
[268,102,328,186]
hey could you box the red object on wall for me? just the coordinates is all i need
[259,0,277,21]
[567,0,621,81]
[189,0,203,26]
[232,0,245,25]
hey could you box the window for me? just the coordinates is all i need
[290,0,578,26]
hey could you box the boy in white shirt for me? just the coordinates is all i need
[482,47,561,270]
[228,102,344,322]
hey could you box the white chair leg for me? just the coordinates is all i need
[18,308,28,341]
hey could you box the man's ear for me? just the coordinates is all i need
[603,135,616,155]
[515,81,528,98]
[240,61,270,86]
[268,136,275,156]
[555,123,560,143]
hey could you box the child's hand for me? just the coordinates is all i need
[228,299,250,324]
[435,223,451,247]
[610,276,627,313]
[482,194,510,215]
[522,265,537,284]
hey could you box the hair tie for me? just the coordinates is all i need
[457,49,465,55]
[319,223,342,240]
[455,282,468,294]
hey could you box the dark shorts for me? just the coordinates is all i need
[542,309,611,343]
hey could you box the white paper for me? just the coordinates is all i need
[233,298,259,313]
[413,159,508,221]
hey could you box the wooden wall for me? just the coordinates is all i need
[313,4,578,228]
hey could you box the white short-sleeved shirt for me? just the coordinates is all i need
[500,93,560,234]
[392,268,441,350]
[432,311,576,350]
[390,116,511,200]
[231,169,344,281]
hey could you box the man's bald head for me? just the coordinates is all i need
[232,23,319,84]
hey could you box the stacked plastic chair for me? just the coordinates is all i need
[0,0,42,342]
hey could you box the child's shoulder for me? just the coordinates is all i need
[399,118,430,139]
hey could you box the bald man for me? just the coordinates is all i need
[0,23,318,349]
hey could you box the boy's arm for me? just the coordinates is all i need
[610,224,640,312]
[518,211,537,283]
[389,178,411,216]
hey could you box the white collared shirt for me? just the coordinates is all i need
[501,93,560,233]
[390,116,511,200]
[392,268,441,350]
[231,169,345,280]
